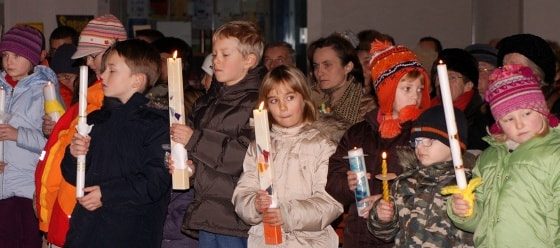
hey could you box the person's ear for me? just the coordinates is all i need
[132,73,147,90]
[344,61,354,74]
[244,54,257,69]
[464,80,474,91]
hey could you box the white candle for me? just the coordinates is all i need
[167,51,190,190]
[79,66,88,117]
[0,86,5,163]
[436,60,467,189]
[76,65,89,197]
[0,86,3,196]
[348,147,371,216]
[43,81,60,122]
[253,101,282,245]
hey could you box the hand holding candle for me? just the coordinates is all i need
[375,152,396,202]
[436,60,467,189]
[253,101,282,245]
[167,51,190,190]
[348,147,372,217]
[43,81,65,122]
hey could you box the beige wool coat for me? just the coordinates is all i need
[232,123,343,248]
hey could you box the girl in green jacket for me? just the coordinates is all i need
[449,64,560,247]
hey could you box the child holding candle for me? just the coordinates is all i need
[232,65,343,247]
[368,105,474,247]
[34,14,127,247]
[0,25,61,247]
[169,20,266,247]
[449,64,560,247]
[326,40,431,247]
[60,39,170,248]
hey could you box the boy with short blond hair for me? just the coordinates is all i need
[169,20,266,248]
[61,39,171,248]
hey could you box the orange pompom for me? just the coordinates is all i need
[399,105,422,122]
[379,118,402,139]
[370,39,392,54]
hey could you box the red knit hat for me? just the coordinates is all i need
[369,40,431,138]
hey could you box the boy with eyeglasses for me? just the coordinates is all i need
[367,105,475,247]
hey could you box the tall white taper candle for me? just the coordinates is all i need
[436,60,467,189]
[76,66,89,197]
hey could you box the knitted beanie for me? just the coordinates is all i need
[497,33,555,84]
[436,48,479,87]
[486,64,548,121]
[50,43,79,75]
[369,40,431,138]
[465,43,498,67]
[72,14,127,59]
[411,105,468,150]
[0,25,43,65]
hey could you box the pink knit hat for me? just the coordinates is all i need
[0,25,43,65]
[486,64,548,121]
[72,14,127,59]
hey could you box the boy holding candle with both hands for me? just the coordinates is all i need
[326,40,432,247]
[60,39,171,248]
[368,105,474,247]
[169,20,267,247]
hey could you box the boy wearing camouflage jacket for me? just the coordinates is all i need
[368,106,474,247]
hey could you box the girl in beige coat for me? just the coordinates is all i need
[232,65,343,248]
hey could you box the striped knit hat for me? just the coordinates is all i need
[369,40,431,138]
[0,25,43,65]
[486,64,548,121]
[72,14,127,59]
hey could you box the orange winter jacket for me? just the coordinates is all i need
[35,81,103,246]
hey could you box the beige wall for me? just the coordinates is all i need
[308,0,560,49]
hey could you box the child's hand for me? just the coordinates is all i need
[376,198,394,222]
[0,162,6,173]
[451,194,473,217]
[166,153,195,177]
[263,207,283,227]
[42,115,55,137]
[69,133,91,158]
[170,123,193,146]
[255,190,272,214]
[346,170,372,191]
[0,124,17,141]
[358,194,381,218]
[78,185,102,211]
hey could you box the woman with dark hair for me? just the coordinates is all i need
[308,33,376,124]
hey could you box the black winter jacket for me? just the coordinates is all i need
[61,93,171,248]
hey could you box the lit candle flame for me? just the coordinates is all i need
[438,59,444,65]
[258,101,265,111]
[382,151,387,159]
[172,50,178,59]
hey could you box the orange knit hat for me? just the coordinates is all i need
[369,40,431,138]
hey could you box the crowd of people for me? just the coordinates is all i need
[0,13,559,248]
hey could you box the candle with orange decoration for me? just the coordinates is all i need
[375,151,396,202]
[253,101,282,245]
[167,50,189,190]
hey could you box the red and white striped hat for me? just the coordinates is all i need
[72,14,127,59]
